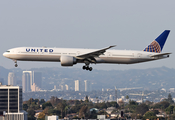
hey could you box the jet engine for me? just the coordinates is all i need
[60,55,77,66]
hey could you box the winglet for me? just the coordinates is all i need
[108,45,116,49]
[143,30,170,53]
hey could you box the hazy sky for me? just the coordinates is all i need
[0,0,174,70]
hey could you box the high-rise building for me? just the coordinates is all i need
[0,85,22,113]
[60,85,64,91]
[8,72,16,86]
[84,80,91,92]
[31,83,41,92]
[0,78,4,85]
[115,86,117,102]
[65,84,69,91]
[21,71,42,92]
[22,71,32,92]
[75,80,80,91]
[0,85,27,120]
[32,71,42,89]
[54,85,57,90]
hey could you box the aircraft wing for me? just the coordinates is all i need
[150,53,172,57]
[76,45,116,60]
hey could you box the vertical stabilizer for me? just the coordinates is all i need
[143,30,170,53]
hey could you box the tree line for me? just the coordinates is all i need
[24,94,175,120]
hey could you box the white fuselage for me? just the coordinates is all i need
[3,47,168,64]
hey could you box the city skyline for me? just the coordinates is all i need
[0,65,174,91]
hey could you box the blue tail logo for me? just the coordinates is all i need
[143,30,170,53]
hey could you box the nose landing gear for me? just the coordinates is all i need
[14,60,18,67]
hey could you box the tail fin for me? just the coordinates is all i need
[143,30,170,53]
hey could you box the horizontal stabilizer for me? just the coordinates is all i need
[150,53,171,57]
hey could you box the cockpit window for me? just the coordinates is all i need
[6,51,10,52]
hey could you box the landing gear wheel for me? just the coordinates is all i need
[89,67,92,71]
[82,66,86,70]
[15,64,18,67]
[86,67,89,70]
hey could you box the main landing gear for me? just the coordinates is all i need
[82,60,93,71]
[14,60,18,67]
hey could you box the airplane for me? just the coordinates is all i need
[3,30,171,71]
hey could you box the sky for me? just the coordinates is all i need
[0,0,175,70]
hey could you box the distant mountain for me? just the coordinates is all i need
[0,66,175,90]
[0,66,11,80]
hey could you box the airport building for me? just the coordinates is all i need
[8,72,16,86]
[0,85,27,120]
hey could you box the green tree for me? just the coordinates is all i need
[126,100,138,112]
[70,104,82,113]
[38,112,45,120]
[98,102,107,109]
[48,109,61,116]
[50,96,61,106]
[152,110,159,114]
[166,105,174,114]
[42,102,53,110]
[64,106,69,116]
[57,102,66,118]
[27,98,34,106]
[170,113,175,120]
[85,95,89,103]
[168,93,174,104]
[144,100,152,106]
[143,111,157,120]
[135,103,149,116]
[75,100,81,105]
[129,100,138,105]
[110,101,119,108]
[79,105,88,118]
[27,108,36,120]
[125,95,129,102]
[40,99,45,104]
[23,103,28,111]
[152,101,170,110]
[161,101,170,109]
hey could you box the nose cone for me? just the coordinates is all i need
[3,52,8,58]
[3,53,5,57]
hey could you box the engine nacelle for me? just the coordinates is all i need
[60,55,77,66]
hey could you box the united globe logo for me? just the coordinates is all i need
[143,40,161,53]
